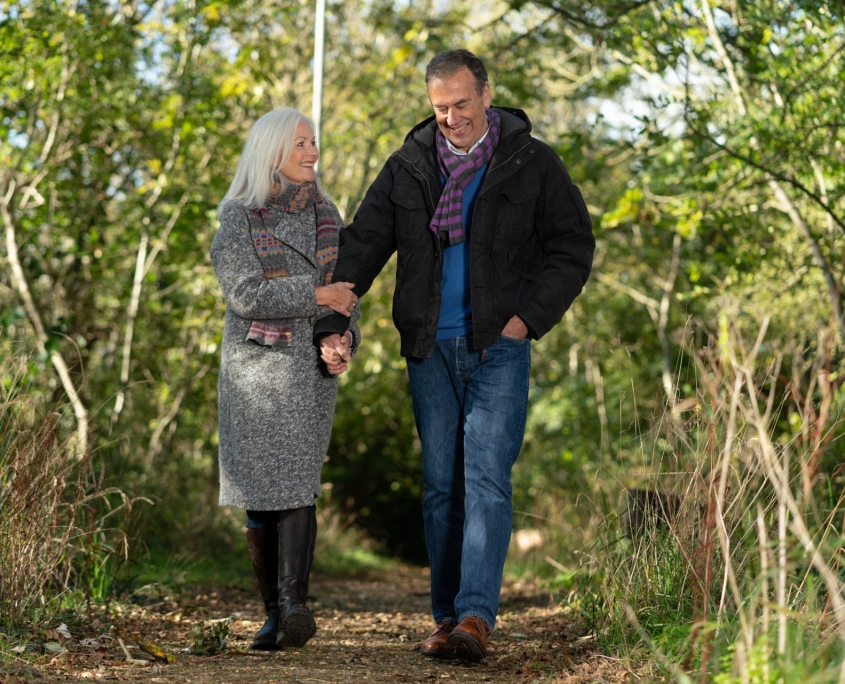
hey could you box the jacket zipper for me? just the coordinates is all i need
[469,139,533,341]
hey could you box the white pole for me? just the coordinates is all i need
[312,0,326,159]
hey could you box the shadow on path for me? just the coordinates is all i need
[25,566,632,683]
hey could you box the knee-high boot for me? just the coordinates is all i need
[276,506,317,647]
[246,525,281,649]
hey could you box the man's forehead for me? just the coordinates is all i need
[427,74,482,105]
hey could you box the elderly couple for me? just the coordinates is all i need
[210,49,594,662]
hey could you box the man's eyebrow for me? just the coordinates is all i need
[434,98,471,107]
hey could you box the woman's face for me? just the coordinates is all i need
[279,121,318,184]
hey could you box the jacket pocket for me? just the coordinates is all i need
[390,184,431,247]
[496,183,540,243]
[390,183,427,210]
[507,247,543,282]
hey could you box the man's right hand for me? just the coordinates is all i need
[501,315,528,340]
[315,282,358,316]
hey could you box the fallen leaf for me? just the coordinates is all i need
[137,636,176,663]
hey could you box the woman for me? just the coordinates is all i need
[211,108,358,650]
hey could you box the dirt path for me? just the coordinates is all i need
[7,567,633,683]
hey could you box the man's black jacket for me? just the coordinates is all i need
[314,107,595,359]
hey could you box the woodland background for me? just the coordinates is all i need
[2,0,845,680]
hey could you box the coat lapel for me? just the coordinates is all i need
[267,204,318,269]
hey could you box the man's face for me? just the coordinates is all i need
[427,67,491,153]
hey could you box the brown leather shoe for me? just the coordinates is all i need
[421,622,457,658]
[447,616,490,662]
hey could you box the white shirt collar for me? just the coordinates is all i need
[445,123,490,156]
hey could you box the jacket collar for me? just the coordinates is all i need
[404,106,531,144]
[397,107,532,176]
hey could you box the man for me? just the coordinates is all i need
[317,49,594,662]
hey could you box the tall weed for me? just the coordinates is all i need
[593,320,845,681]
[0,355,138,631]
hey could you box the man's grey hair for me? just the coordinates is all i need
[425,49,488,95]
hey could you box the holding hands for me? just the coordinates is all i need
[315,282,358,316]
[315,282,357,375]
[320,332,353,376]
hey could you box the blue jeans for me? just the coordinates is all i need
[406,334,530,630]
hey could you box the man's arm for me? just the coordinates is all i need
[314,159,399,339]
[516,144,595,339]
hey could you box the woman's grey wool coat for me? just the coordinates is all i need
[210,197,359,511]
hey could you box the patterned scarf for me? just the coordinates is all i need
[429,109,501,245]
[245,182,340,347]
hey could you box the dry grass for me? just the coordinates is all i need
[0,355,138,632]
[592,319,845,682]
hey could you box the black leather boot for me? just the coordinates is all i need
[276,506,317,647]
[246,525,281,649]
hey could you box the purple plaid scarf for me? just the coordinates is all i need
[245,182,340,347]
[429,109,501,245]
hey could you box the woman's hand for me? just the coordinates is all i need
[320,332,353,375]
[315,282,358,317]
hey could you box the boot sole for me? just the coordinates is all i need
[448,632,486,663]
[250,636,282,650]
[278,607,317,647]
[421,647,456,658]
[251,613,282,650]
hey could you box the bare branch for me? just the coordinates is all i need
[39,51,75,166]
[594,271,659,320]
[768,179,845,343]
[539,0,656,31]
[685,118,845,234]
[1,181,88,456]
[657,233,681,405]
[700,0,747,115]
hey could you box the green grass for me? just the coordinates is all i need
[313,506,399,576]
[130,504,398,595]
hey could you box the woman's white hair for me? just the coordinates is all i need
[220,107,318,210]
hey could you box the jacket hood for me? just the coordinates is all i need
[404,106,532,146]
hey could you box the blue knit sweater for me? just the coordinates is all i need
[436,164,488,340]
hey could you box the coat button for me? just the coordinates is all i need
[516,159,521,164]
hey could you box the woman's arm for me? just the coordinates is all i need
[211,203,356,320]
